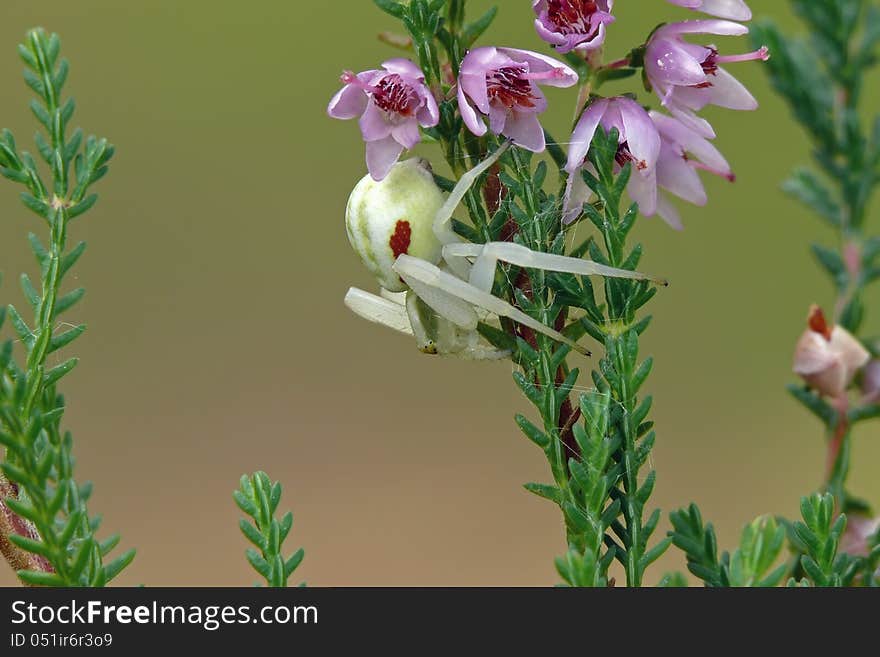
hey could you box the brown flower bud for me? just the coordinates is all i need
[862,359,880,405]
[839,514,880,558]
[793,306,870,398]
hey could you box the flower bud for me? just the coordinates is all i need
[839,514,880,558]
[792,305,870,398]
[345,158,444,293]
[862,359,880,404]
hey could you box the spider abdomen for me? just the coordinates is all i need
[345,158,445,293]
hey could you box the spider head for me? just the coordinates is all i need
[418,342,439,355]
[345,158,445,293]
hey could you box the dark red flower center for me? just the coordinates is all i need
[487,66,537,110]
[692,47,720,88]
[373,74,418,116]
[615,142,647,171]
[546,0,600,35]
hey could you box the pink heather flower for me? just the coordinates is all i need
[457,47,578,152]
[665,0,752,21]
[793,306,871,399]
[532,0,616,54]
[645,20,769,138]
[328,58,439,181]
[650,111,734,229]
[563,97,661,224]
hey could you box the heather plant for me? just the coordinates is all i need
[332,0,878,587]
[1,1,877,589]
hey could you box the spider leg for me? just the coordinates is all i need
[393,255,591,357]
[433,140,512,252]
[443,242,669,292]
[344,287,414,336]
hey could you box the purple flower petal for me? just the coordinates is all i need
[655,195,685,230]
[627,168,658,216]
[617,97,661,171]
[503,112,546,153]
[457,46,575,152]
[391,119,421,150]
[381,58,425,79]
[328,59,437,178]
[495,47,579,87]
[365,136,405,182]
[566,98,609,172]
[665,0,752,21]
[645,38,709,87]
[359,101,393,142]
[702,67,759,110]
[457,83,488,137]
[533,1,615,54]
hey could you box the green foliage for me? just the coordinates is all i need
[789,493,860,587]
[553,392,618,588]
[754,0,880,539]
[669,505,787,588]
[503,129,665,587]
[0,29,131,585]
[234,472,305,587]
[372,0,497,84]
[753,0,880,335]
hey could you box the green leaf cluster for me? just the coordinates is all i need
[669,505,787,588]
[670,493,879,588]
[373,0,496,84]
[503,129,666,587]
[751,0,880,541]
[753,0,880,334]
[234,472,305,587]
[0,29,131,586]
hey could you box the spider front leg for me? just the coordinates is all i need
[442,242,669,292]
[344,288,414,337]
[433,140,512,279]
[393,255,591,357]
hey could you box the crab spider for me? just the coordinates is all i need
[344,141,666,359]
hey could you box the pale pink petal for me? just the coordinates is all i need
[562,169,592,225]
[657,146,707,205]
[503,112,546,152]
[618,98,661,171]
[567,98,609,172]
[359,101,392,141]
[458,85,488,137]
[627,168,658,216]
[365,136,405,182]
[391,119,421,149]
[497,47,579,87]
[707,67,759,110]
[382,58,425,79]
[417,91,440,127]
[656,19,749,39]
[655,194,685,230]
[646,38,708,87]
[328,84,368,120]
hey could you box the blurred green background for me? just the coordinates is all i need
[0,0,877,587]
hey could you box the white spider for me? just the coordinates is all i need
[343,142,665,360]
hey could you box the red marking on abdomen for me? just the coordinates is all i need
[389,220,412,259]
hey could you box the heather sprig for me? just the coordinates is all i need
[234,472,305,588]
[668,0,880,588]
[754,0,880,512]
[0,28,133,586]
